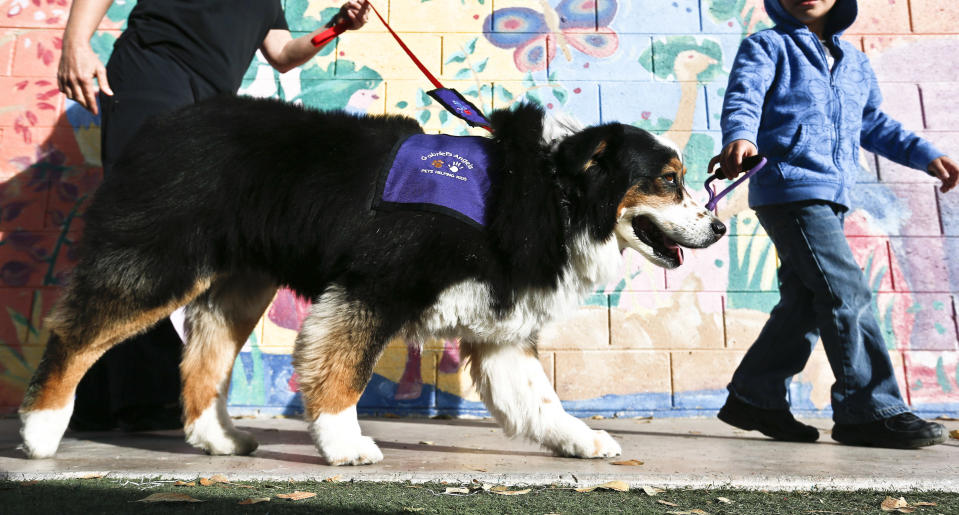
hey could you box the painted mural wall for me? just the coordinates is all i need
[1,0,957,420]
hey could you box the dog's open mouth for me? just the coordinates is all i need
[631,215,684,266]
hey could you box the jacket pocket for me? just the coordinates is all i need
[755,124,808,185]
[784,124,809,162]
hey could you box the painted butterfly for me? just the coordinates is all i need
[483,0,619,72]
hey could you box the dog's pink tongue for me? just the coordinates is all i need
[664,237,684,266]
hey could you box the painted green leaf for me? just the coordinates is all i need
[553,88,567,104]
[419,89,433,107]
[936,357,953,393]
[525,89,543,107]
[494,85,514,101]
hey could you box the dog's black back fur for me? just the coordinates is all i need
[76,95,630,336]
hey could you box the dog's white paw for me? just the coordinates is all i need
[20,404,73,459]
[185,403,259,456]
[552,428,622,459]
[20,432,61,459]
[186,425,259,456]
[192,428,259,456]
[320,435,383,466]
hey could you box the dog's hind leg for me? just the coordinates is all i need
[19,272,213,459]
[294,286,389,466]
[180,272,277,456]
[461,342,622,459]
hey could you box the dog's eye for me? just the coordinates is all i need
[662,173,678,185]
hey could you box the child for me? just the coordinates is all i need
[710,0,958,448]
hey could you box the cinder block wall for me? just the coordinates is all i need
[1,0,957,419]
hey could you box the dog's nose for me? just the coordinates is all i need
[711,220,727,236]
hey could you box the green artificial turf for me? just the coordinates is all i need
[2,479,958,514]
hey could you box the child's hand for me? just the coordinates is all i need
[928,156,959,193]
[708,140,758,180]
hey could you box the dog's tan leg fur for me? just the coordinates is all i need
[19,277,213,459]
[295,286,387,466]
[181,272,276,456]
[460,341,621,459]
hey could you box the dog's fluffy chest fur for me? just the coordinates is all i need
[408,232,622,344]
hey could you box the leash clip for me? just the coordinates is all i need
[704,155,767,211]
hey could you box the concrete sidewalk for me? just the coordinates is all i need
[1,416,957,491]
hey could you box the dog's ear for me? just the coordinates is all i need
[554,123,625,176]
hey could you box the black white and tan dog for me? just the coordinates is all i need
[19,96,726,465]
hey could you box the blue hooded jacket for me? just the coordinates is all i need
[721,0,943,209]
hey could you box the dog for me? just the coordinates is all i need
[19,95,726,465]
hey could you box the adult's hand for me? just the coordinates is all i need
[58,41,113,115]
[336,0,370,30]
[928,156,959,193]
[707,139,758,180]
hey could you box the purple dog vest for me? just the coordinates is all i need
[375,134,498,228]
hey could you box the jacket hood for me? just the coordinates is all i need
[764,0,857,38]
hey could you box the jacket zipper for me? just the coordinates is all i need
[814,32,844,201]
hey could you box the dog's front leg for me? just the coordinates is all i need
[462,342,621,458]
[294,289,387,466]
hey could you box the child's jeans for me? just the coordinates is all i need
[727,200,909,424]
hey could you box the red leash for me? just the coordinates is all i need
[310,22,347,48]
[312,2,492,132]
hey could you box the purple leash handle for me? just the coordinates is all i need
[704,156,767,211]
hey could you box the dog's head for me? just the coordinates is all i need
[553,122,726,268]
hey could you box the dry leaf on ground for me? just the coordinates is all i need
[642,485,664,496]
[444,487,470,494]
[949,429,958,440]
[238,497,270,505]
[576,480,630,493]
[611,459,644,466]
[277,491,316,501]
[666,510,709,515]
[173,481,195,487]
[716,496,734,504]
[134,493,203,503]
[491,488,531,496]
[657,500,679,507]
[914,501,936,506]
[79,473,106,479]
[325,475,344,482]
[880,496,915,513]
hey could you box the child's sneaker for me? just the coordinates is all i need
[718,395,819,442]
[831,412,946,449]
